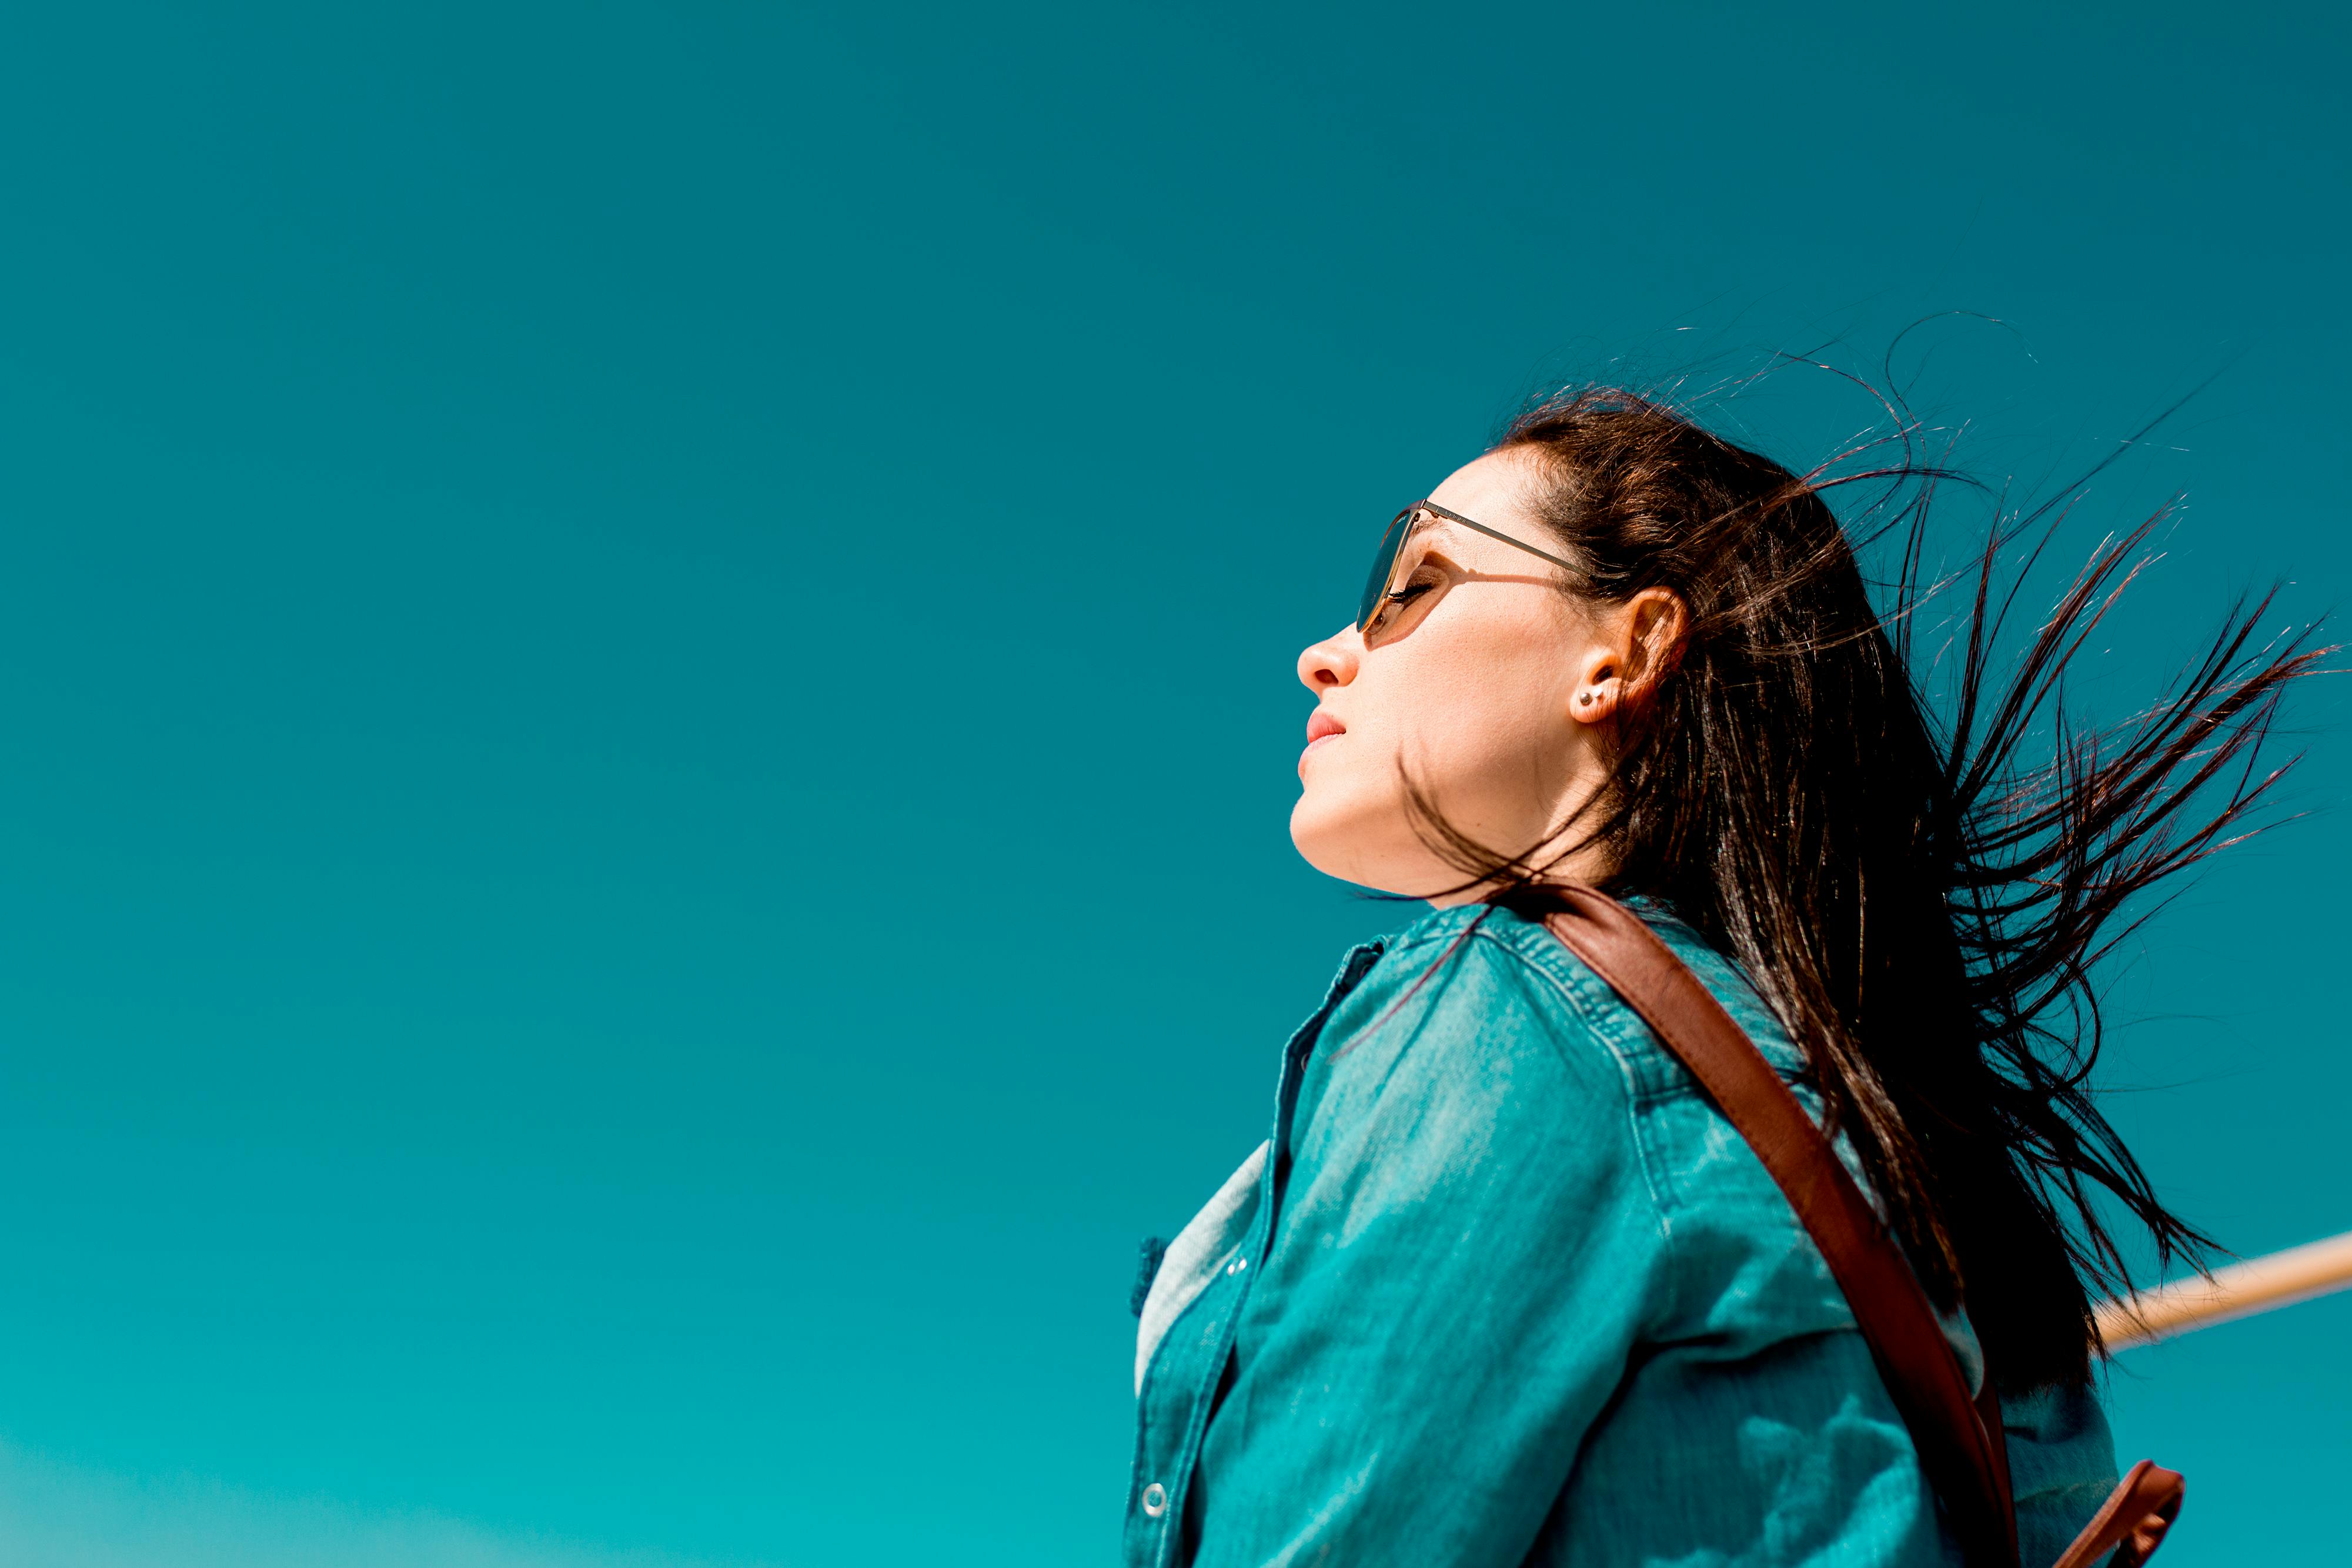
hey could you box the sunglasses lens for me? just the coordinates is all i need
[1356,510,1415,631]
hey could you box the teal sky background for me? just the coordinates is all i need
[0,3,2345,1563]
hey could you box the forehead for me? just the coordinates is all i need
[1409,449,1549,558]
[1425,448,1544,531]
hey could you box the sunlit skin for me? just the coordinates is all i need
[1291,448,1686,903]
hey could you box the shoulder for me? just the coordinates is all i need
[1289,905,1681,1211]
[1312,901,1800,1096]
[1288,901,1885,1350]
[1309,903,1642,1100]
[1312,900,1852,1294]
[1277,906,1676,1288]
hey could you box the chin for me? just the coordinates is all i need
[1289,794,1416,894]
[1288,793,1362,884]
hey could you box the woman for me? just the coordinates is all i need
[1124,386,2315,1566]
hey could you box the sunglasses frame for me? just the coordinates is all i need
[1355,499,1582,636]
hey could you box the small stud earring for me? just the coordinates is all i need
[1578,692,1595,707]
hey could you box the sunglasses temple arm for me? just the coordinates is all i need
[1452,514,1580,576]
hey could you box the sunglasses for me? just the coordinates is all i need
[1355,500,1581,637]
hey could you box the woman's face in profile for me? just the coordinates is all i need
[1291,449,1611,901]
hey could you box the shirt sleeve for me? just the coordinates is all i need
[1187,932,1672,1568]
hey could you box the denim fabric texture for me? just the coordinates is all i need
[1125,902,2120,1568]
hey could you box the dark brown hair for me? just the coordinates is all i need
[1427,383,2322,1389]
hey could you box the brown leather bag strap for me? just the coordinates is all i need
[1541,887,2021,1568]
[2051,1460,2185,1568]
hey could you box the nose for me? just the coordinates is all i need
[1298,623,1361,694]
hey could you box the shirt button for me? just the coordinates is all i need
[1226,1256,1248,1276]
[1141,1482,1169,1517]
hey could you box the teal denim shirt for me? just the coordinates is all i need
[1127,902,2120,1568]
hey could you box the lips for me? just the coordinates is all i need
[1305,710,1344,745]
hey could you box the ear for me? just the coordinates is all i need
[1569,587,1689,725]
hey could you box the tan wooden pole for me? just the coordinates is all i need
[2096,1229,2352,1350]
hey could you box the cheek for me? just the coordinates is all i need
[1413,664,1562,768]
[1394,631,1577,800]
